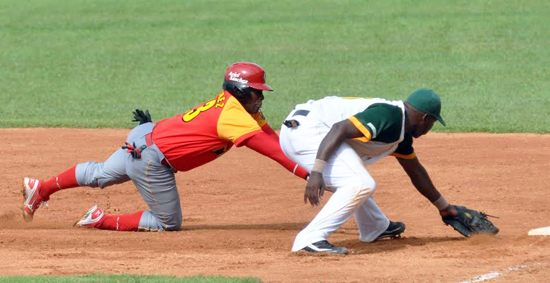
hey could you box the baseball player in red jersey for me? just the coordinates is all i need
[22,62,309,232]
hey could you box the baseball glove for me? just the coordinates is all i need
[132,109,152,124]
[442,205,499,237]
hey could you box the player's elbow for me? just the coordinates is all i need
[330,121,348,136]
[331,119,361,140]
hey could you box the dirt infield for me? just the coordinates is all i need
[1,129,549,282]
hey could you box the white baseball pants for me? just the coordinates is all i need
[280,108,390,251]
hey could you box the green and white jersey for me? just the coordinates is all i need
[307,96,415,161]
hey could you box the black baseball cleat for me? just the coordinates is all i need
[375,221,406,240]
[302,240,349,254]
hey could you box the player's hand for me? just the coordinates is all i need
[439,204,458,218]
[304,172,325,206]
[132,109,152,124]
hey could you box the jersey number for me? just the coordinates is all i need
[182,94,226,122]
[183,99,216,122]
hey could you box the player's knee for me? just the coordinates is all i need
[361,180,376,201]
[361,176,376,192]
[348,174,375,198]
[139,211,181,232]
[164,224,182,231]
[161,212,182,231]
[163,217,182,231]
[76,162,102,188]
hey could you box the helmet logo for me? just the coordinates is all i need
[228,72,248,84]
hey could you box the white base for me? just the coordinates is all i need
[528,226,550,236]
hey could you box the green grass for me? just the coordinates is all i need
[0,274,262,283]
[1,0,548,132]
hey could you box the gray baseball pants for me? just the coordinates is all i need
[74,123,182,231]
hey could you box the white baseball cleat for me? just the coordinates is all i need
[22,177,49,222]
[75,205,104,228]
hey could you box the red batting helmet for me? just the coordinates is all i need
[223,62,273,92]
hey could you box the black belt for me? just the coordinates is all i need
[292,109,310,117]
[284,110,310,128]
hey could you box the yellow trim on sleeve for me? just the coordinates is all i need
[348,116,372,143]
[352,137,370,142]
[391,152,417,159]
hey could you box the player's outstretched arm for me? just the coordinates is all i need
[396,156,457,217]
[397,156,499,236]
[242,132,309,180]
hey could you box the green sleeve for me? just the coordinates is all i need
[353,103,403,143]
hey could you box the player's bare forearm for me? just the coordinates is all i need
[397,157,442,203]
[316,120,363,161]
[304,120,363,206]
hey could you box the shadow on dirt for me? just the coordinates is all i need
[338,236,466,255]
[183,222,310,231]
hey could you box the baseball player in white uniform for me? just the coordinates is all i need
[279,88,457,254]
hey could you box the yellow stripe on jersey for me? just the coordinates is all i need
[348,116,372,143]
[217,96,263,143]
[390,152,417,160]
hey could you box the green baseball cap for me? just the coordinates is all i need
[406,88,446,126]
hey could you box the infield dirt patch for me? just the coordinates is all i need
[1,129,549,282]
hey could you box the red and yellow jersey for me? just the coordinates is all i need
[152,90,267,171]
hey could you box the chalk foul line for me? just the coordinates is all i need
[457,263,537,283]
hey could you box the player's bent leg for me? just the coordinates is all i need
[128,167,182,231]
[354,197,391,242]
[23,147,129,222]
[24,125,145,222]
[126,143,183,232]
[130,179,182,232]
[292,143,376,252]
[292,177,375,251]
